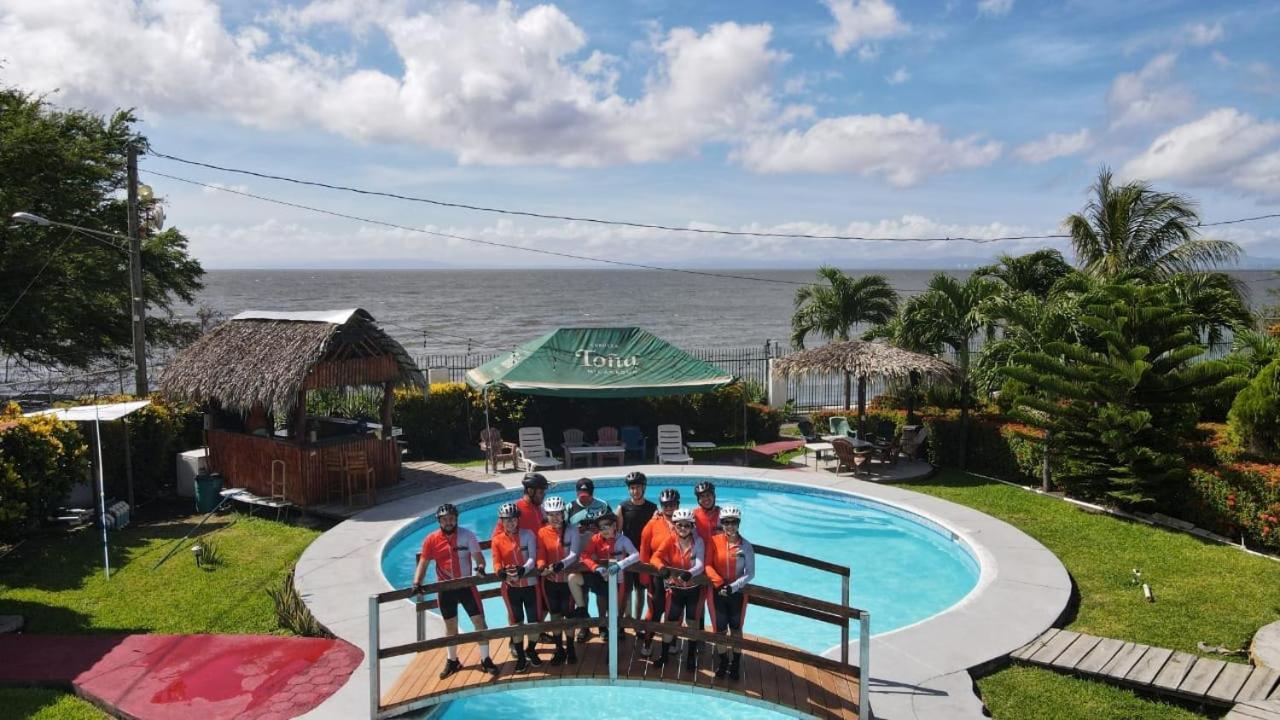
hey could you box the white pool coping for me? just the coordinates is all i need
[297,464,1071,720]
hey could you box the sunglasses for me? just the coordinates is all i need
[675,522,694,529]
[721,519,740,525]
[660,502,679,508]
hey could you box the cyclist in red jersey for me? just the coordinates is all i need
[412,504,499,678]
[705,505,755,680]
[651,508,706,671]
[692,480,722,548]
[491,473,548,537]
[492,502,540,673]
[578,510,639,640]
[535,496,579,665]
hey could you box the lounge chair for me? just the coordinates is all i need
[655,424,693,464]
[518,427,563,472]
[797,420,821,442]
[479,427,518,474]
[901,425,929,459]
[620,425,647,461]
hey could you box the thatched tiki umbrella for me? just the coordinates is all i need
[774,340,956,437]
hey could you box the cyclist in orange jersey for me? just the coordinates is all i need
[637,487,680,656]
[492,502,540,673]
[650,508,706,671]
[705,505,755,680]
[535,496,579,666]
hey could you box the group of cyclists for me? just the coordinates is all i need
[411,471,756,682]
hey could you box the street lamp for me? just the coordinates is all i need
[10,211,52,227]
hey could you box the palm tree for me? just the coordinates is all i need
[1165,271,1252,348]
[899,273,1001,468]
[791,267,899,409]
[974,249,1075,298]
[1066,167,1240,280]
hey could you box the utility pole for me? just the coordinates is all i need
[126,144,149,396]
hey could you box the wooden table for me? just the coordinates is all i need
[565,444,627,469]
[804,442,835,468]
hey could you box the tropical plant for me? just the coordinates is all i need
[1164,271,1251,347]
[1226,328,1280,379]
[1227,358,1280,459]
[268,568,332,638]
[974,249,1075,298]
[1065,168,1239,281]
[0,86,204,368]
[899,273,1001,467]
[1003,283,1241,507]
[791,267,898,408]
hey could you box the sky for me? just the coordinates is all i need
[2,0,1279,270]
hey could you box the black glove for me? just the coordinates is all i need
[659,567,673,579]
[678,570,692,582]
[551,561,564,573]
[515,565,527,578]
[474,566,487,577]
[411,583,424,596]
[718,583,731,597]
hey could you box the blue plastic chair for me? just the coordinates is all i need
[620,425,647,461]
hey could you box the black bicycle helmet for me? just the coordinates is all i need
[658,488,680,504]
[625,471,648,486]
[596,510,618,525]
[436,503,459,517]
[522,472,549,489]
[693,481,716,496]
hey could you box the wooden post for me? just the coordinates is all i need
[380,381,394,437]
[294,388,308,442]
[856,375,867,439]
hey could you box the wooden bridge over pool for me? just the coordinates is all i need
[367,542,870,719]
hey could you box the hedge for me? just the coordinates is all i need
[393,382,783,460]
[0,402,89,540]
[88,395,203,502]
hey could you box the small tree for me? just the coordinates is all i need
[1003,283,1240,508]
[1228,358,1280,459]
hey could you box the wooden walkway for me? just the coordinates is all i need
[381,631,861,719]
[1013,629,1280,709]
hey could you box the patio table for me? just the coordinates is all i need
[820,435,873,449]
[803,442,835,468]
[565,444,627,469]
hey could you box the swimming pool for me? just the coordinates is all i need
[381,476,980,653]
[427,683,795,719]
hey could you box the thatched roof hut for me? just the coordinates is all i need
[775,340,956,435]
[160,309,423,413]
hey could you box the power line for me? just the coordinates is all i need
[0,230,74,329]
[146,151,1068,244]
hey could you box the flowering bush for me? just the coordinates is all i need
[0,402,89,539]
[1182,463,1280,552]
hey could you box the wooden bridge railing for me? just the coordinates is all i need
[369,537,870,719]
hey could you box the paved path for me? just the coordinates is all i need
[0,633,361,720]
[1015,628,1280,715]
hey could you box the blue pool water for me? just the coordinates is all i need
[382,476,979,653]
[430,684,794,719]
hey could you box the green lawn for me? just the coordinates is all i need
[0,688,107,719]
[0,514,320,635]
[892,470,1280,720]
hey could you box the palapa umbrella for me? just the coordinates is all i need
[774,340,957,437]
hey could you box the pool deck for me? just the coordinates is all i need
[296,462,1071,719]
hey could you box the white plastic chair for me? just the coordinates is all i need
[655,424,693,464]
[518,427,562,472]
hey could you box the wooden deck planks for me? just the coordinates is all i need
[1207,662,1256,704]
[1011,628,1057,661]
[381,631,860,720]
[1238,668,1280,703]
[1225,701,1280,720]
[1178,657,1228,698]
[1075,637,1125,675]
[1054,634,1102,670]
[1100,642,1150,680]
[1152,651,1197,693]
[1029,629,1081,665]
[1125,647,1174,686]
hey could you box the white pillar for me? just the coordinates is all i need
[766,359,789,409]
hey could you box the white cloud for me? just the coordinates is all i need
[823,0,909,57]
[977,0,1014,17]
[1014,128,1092,164]
[0,0,786,167]
[1186,21,1224,46]
[1108,53,1195,129]
[1121,108,1280,199]
[886,67,910,85]
[736,113,1001,186]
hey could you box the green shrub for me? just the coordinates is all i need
[1179,464,1280,552]
[87,395,202,502]
[268,568,332,638]
[746,402,783,443]
[1227,358,1280,459]
[0,403,89,540]
[394,383,527,459]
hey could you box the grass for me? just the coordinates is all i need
[891,470,1280,720]
[0,513,320,635]
[0,688,107,719]
[893,470,1280,656]
[976,666,1209,720]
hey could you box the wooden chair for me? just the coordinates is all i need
[595,426,624,466]
[878,433,902,466]
[479,427,517,474]
[853,447,873,476]
[831,438,858,476]
[562,428,586,452]
[344,447,376,506]
[324,449,347,504]
[901,426,929,459]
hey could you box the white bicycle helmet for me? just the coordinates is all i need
[720,505,742,521]
[671,508,695,525]
[542,496,567,514]
[498,502,521,519]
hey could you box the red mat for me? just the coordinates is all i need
[749,439,806,457]
[0,633,361,720]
